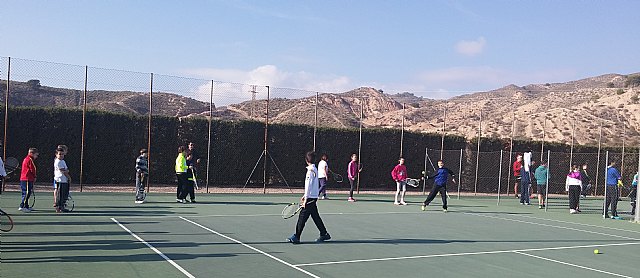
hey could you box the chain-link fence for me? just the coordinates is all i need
[1,56,639,222]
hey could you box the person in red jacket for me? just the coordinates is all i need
[513,154,523,199]
[391,157,408,205]
[19,148,39,212]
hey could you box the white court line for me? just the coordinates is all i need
[293,241,640,267]
[517,214,640,235]
[115,211,424,219]
[179,216,319,278]
[514,251,632,278]
[111,218,195,278]
[464,212,639,240]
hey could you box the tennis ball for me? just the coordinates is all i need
[593,249,600,254]
[421,171,426,175]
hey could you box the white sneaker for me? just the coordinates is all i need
[176,198,182,202]
[18,207,23,211]
[569,209,577,214]
[22,207,32,213]
[394,201,400,205]
[135,200,145,204]
[400,201,407,205]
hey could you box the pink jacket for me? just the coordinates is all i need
[391,164,407,181]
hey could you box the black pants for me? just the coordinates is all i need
[424,185,448,209]
[568,185,581,210]
[179,181,195,200]
[629,187,636,214]
[295,199,328,238]
[176,173,188,199]
[349,177,357,198]
[605,186,619,216]
[56,182,70,208]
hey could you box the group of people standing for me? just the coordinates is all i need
[174,142,200,204]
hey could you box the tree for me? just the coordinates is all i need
[625,75,640,88]
[26,79,41,88]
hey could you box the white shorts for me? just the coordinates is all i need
[396,181,406,192]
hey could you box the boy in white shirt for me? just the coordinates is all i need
[318,154,329,199]
[287,151,331,244]
[54,149,72,213]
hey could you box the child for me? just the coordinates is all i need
[565,165,582,214]
[520,166,531,206]
[287,151,331,244]
[54,149,72,212]
[19,148,39,212]
[513,154,523,198]
[391,157,408,205]
[317,154,329,199]
[53,145,68,208]
[580,163,592,198]
[183,152,196,203]
[534,161,549,209]
[347,153,360,202]
[175,146,188,203]
[135,149,149,204]
[422,160,456,212]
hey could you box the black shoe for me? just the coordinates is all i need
[316,233,331,242]
[191,200,197,203]
[287,234,300,244]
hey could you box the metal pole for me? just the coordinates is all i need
[423,147,428,195]
[474,110,482,196]
[2,57,10,193]
[457,148,463,199]
[146,73,153,193]
[440,105,446,160]
[357,101,363,194]
[545,150,550,212]
[507,114,515,196]
[263,86,270,194]
[569,119,575,171]
[595,121,602,196]
[621,122,626,175]
[603,151,609,217]
[540,115,546,161]
[497,149,503,205]
[206,80,213,193]
[79,65,88,192]
[400,103,405,157]
[314,91,318,152]
[634,149,639,223]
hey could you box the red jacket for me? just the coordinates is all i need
[391,164,407,181]
[513,161,522,177]
[20,155,37,182]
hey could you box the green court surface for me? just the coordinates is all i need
[1,191,639,278]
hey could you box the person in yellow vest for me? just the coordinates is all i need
[175,146,188,203]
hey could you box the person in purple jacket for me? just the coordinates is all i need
[347,153,361,202]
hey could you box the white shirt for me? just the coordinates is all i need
[523,152,532,172]
[304,164,320,198]
[318,160,328,179]
[0,157,6,177]
[54,158,69,183]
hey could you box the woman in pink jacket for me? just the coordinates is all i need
[391,158,408,205]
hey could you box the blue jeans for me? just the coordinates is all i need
[520,183,530,204]
[20,181,34,208]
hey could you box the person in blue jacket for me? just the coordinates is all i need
[421,160,456,212]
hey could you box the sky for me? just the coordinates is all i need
[2,0,640,101]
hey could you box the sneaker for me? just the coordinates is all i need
[18,207,23,211]
[22,207,32,213]
[603,214,610,219]
[443,209,448,213]
[576,208,581,213]
[287,234,300,244]
[394,201,400,205]
[320,196,325,200]
[569,209,577,214]
[176,199,182,203]
[400,201,407,205]
[181,199,187,203]
[316,233,331,242]
[348,197,356,202]
[191,200,196,203]
[135,200,144,204]
[525,203,530,206]
[421,205,426,211]
[520,202,524,205]
[538,205,543,209]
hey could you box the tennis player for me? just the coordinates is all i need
[54,149,72,212]
[421,160,455,212]
[604,161,622,219]
[135,149,149,204]
[53,145,68,208]
[287,151,331,244]
[318,154,329,199]
[391,157,408,205]
[175,146,188,203]
[347,153,360,202]
[19,148,39,212]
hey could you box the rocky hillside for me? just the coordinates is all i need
[3,73,640,146]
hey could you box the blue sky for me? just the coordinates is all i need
[2,0,639,99]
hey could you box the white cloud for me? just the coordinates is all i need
[455,37,486,56]
[181,65,352,106]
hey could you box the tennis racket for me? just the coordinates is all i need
[330,171,344,183]
[192,170,199,190]
[63,193,75,212]
[0,209,14,232]
[27,188,36,209]
[4,157,19,175]
[406,178,421,188]
[282,203,303,219]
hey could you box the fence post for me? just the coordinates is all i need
[313,91,318,152]
[457,148,463,199]
[507,114,514,196]
[545,150,550,212]
[205,80,214,193]
[540,115,546,161]
[497,150,503,205]
[634,149,639,223]
[474,110,482,196]
[569,119,575,171]
[146,73,153,193]
[1,57,10,193]
[79,65,88,192]
[603,151,609,217]
[440,105,446,160]
[357,101,363,194]
[400,103,405,157]
[423,148,428,195]
[595,121,603,196]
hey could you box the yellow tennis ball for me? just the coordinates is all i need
[594,249,599,254]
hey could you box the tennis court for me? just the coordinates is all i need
[2,191,639,278]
